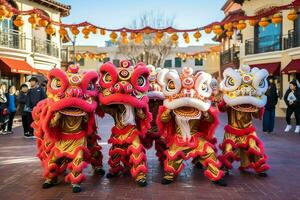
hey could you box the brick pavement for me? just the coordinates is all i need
[0,113,299,200]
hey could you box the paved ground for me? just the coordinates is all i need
[0,113,299,200]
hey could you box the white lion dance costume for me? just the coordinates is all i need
[218,65,270,176]
[157,67,226,186]
[32,64,104,193]
[98,60,152,187]
[142,65,169,164]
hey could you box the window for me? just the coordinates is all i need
[254,21,282,53]
[78,58,85,66]
[164,60,172,68]
[102,57,110,63]
[295,12,300,46]
[113,59,120,66]
[195,59,203,66]
[175,57,182,68]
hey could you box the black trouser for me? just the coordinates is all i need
[27,112,34,135]
[21,114,29,134]
[286,107,300,125]
[7,112,16,132]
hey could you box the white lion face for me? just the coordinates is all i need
[220,65,269,112]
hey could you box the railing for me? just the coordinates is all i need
[283,29,300,50]
[32,38,59,58]
[0,29,26,50]
[61,48,70,63]
[0,28,59,58]
[245,35,282,55]
[220,46,240,65]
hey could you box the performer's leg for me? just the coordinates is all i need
[88,135,105,175]
[162,158,184,185]
[219,133,237,171]
[154,138,167,165]
[43,155,65,189]
[107,145,125,178]
[128,136,147,187]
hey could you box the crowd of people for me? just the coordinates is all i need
[0,77,46,138]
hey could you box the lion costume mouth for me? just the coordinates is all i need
[232,104,259,113]
[173,106,201,119]
[59,107,87,117]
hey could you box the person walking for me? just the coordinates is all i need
[18,84,31,138]
[0,84,9,134]
[25,77,46,137]
[5,85,17,134]
[262,77,278,133]
[284,79,300,133]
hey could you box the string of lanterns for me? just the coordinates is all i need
[176,52,211,61]
[74,52,108,62]
[0,0,299,44]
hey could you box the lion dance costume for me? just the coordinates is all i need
[32,64,104,193]
[141,65,168,164]
[218,65,270,176]
[157,67,226,186]
[98,60,152,187]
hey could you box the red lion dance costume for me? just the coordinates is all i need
[98,60,152,187]
[32,64,104,193]
[157,67,226,186]
[218,65,270,176]
[141,65,168,164]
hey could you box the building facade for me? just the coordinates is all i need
[0,0,70,87]
[62,44,221,78]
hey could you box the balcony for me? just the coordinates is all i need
[245,35,282,55]
[220,46,240,66]
[283,30,300,50]
[0,29,59,58]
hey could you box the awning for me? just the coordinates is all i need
[0,57,37,75]
[282,59,300,74]
[37,69,49,76]
[250,62,281,76]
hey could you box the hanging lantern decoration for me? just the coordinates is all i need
[121,31,128,45]
[82,26,90,39]
[13,15,24,27]
[135,32,143,44]
[204,27,212,34]
[70,26,80,36]
[5,11,13,19]
[236,20,246,30]
[171,32,179,44]
[193,30,201,42]
[46,23,56,36]
[28,13,39,28]
[100,29,106,35]
[224,22,233,30]
[183,32,190,44]
[287,10,298,21]
[272,13,282,26]
[75,53,81,61]
[89,53,95,60]
[110,31,118,43]
[212,25,223,36]
[38,18,48,27]
[259,17,269,30]
[226,30,234,38]
[59,26,67,39]
[248,19,258,26]
[130,32,136,40]
[0,5,8,21]
[154,31,163,44]
[89,26,97,34]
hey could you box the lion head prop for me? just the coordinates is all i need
[220,65,269,112]
[147,65,169,100]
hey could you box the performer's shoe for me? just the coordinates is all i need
[212,178,227,187]
[137,178,147,187]
[161,178,174,185]
[94,168,105,176]
[72,184,81,193]
[257,172,268,177]
[194,162,203,169]
[106,172,117,179]
[42,179,58,189]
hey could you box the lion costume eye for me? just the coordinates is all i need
[195,72,212,98]
[225,76,235,87]
[51,78,61,90]
[137,76,146,87]
[166,80,175,91]
[103,72,112,83]
[201,81,209,92]
[259,79,265,88]
[162,70,181,96]
[220,68,242,92]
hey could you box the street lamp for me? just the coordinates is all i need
[72,34,77,63]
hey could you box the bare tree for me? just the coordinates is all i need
[117,11,175,67]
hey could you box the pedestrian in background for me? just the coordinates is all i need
[284,79,300,133]
[0,84,8,134]
[25,77,46,137]
[5,85,18,134]
[18,84,31,138]
[263,77,278,133]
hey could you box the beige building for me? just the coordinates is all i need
[235,0,300,117]
[62,44,220,78]
[0,0,70,87]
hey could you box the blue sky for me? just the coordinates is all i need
[59,0,225,47]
